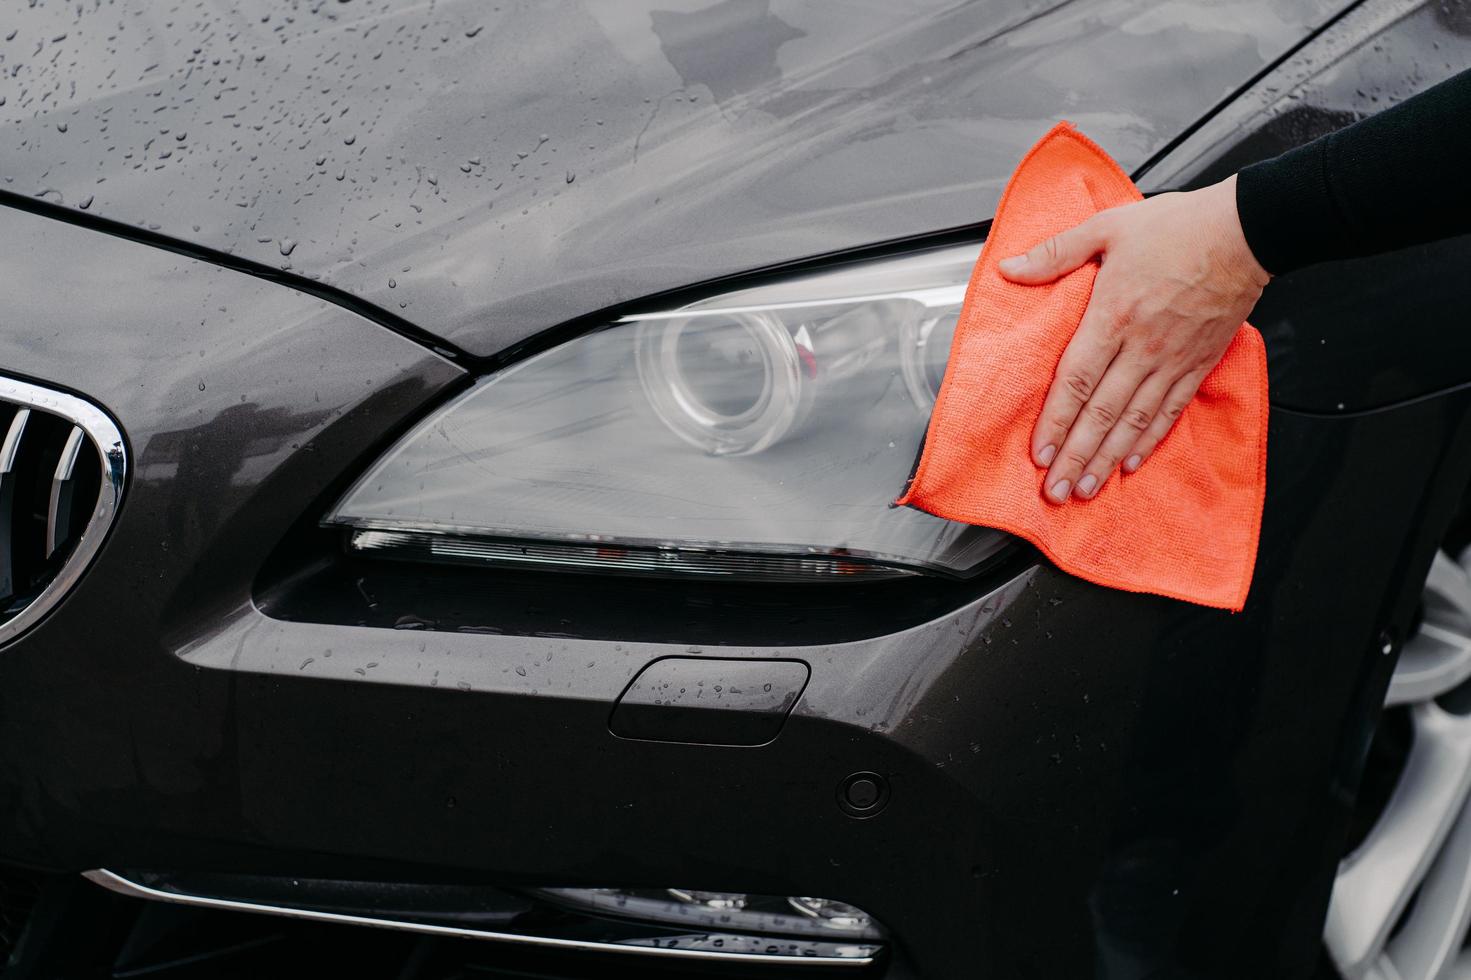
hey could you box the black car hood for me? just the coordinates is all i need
[2,0,1339,359]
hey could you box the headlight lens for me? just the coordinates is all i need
[327,243,1007,580]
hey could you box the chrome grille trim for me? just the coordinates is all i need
[47,426,87,558]
[0,410,29,473]
[0,377,125,648]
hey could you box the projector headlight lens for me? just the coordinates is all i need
[327,242,1006,580]
[635,311,811,457]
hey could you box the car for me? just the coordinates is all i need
[0,0,1469,977]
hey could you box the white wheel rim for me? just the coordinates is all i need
[1327,550,1471,980]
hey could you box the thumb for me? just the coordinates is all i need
[997,217,1107,284]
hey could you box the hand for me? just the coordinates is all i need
[997,174,1270,502]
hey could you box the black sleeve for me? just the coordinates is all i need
[1234,68,1471,276]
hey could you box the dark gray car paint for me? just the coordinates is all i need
[5,1,1471,978]
[0,198,1466,978]
[2,0,1341,358]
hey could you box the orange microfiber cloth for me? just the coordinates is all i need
[897,122,1268,611]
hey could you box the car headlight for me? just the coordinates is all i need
[326,242,1008,580]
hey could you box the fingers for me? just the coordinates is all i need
[1031,303,1123,468]
[1039,369,1203,505]
[998,214,1109,285]
[1071,372,1172,498]
[1042,355,1149,503]
[1121,371,1204,474]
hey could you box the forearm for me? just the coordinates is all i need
[1235,68,1471,275]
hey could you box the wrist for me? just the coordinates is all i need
[1213,174,1272,288]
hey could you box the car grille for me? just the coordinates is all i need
[0,377,125,647]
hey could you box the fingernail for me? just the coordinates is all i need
[998,256,1026,275]
[1037,444,1056,466]
[1076,474,1097,497]
[1124,454,1142,473]
[1048,479,1070,502]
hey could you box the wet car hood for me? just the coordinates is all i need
[1,0,1340,359]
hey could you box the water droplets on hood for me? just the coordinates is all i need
[0,0,1353,362]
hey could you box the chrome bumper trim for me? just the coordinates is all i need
[82,870,877,968]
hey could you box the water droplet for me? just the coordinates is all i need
[343,134,356,146]
[465,25,483,38]
[387,277,396,288]
[279,238,297,256]
[78,194,93,210]
[56,122,68,133]
[565,171,575,183]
